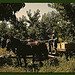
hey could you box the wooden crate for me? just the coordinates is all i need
[57,42,75,52]
[57,42,67,52]
[57,42,67,49]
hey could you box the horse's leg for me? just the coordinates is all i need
[13,48,20,67]
[32,54,35,65]
[18,56,22,67]
[39,53,43,67]
[39,58,43,67]
[23,55,27,67]
[15,55,22,67]
[44,45,48,59]
[16,57,19,67]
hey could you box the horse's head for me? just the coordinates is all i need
[1,34,8,48]
[6,39,12,52]
[1,37,7,48]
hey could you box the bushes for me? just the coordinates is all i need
[39,56,75,73]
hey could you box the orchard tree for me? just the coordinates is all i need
[0,3,25,21]
[23,9,41,40]
[40,11,60,40]
[7,18,28,40]
[0,21,8,36]
[48,3,75,42]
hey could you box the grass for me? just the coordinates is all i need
[0,48,75,73]
[39,56,75,73]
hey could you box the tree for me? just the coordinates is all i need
[23,9,41,40]
[48,3,75,42]
[40,11,60,40]
[0,21,8,36]
[0,3,25,21]
[7,18,28,40]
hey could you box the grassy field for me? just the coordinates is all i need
[0,48,75,73]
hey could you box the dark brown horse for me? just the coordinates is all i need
[1,35,48,67]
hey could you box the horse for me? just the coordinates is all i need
[1,35,48,67]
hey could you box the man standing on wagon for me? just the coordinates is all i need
[52,30,58,52]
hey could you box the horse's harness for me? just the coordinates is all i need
[25,39,53,47]
[26,41,41,48]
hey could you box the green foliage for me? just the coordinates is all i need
[39,56,75,73]
[7,19,28,40]
[0,3,75,73]
[0,4,74,42]
[23,9,41,40]
[0,3,25,21]
[0,21,8,36]
[48,3,75,42]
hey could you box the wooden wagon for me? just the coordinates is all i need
[52,42,75,56]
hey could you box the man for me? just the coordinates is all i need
[52,30,58,52]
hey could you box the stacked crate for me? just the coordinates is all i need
[57,42,67,52]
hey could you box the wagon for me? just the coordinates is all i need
[51,42,75,56]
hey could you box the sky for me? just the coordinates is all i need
[15,3,56,20]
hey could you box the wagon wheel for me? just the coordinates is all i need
[51,48,57,54]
